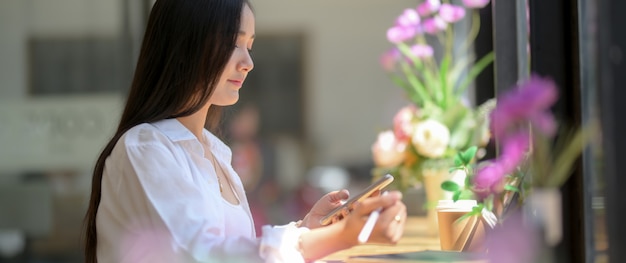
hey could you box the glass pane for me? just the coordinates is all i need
[578,0,609,262]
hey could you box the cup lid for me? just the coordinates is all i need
[436,199,477,210]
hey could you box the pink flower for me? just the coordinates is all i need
[372,130,408,168]
[472,163,506,200]
[380,48,400,71]
[490,75,559,138]
[462,0,491,9]
[422,16,448,34]
[410,44,434,58]
[417,0,441,16]
[396,8,421,27]
[387,25,417,43]
[393,105,418,142]
[498,132,530,174]
[486,211,540,263]
[530,112,557,136]
[439,4,466,23]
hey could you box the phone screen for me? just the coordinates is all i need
[319,174,394,226]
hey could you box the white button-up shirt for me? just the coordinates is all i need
[96,118,307,263]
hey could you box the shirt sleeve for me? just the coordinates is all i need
[260,222,310,263]
[117,140,308,263]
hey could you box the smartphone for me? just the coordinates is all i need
[319,174,394,226]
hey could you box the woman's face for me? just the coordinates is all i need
[209,4,255,106]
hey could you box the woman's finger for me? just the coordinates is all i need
[352,191,403,217]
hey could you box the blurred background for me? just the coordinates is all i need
[0,0,421,262]
[0,0,622,262]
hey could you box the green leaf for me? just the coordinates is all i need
[390,75,422,105]
[448,166,463,173]
[398,61,431,104]
[439,54,451,107]
[441,181,460,192]
[448,53,475,91]
[453,154,464,167]
[459,190,476,200]
[461,146,478,164]
[504,184,520,192]
[455,205,482,224]
[453,190,462,202]
[456,52,495,96]
[546,124,595,187]
[396,43,440,106]
[484,196,494,212]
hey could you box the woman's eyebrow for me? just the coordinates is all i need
[238,30,255,40]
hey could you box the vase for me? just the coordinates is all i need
[523,188,561,263]
[421,162,465,236]
[524,187,562,247]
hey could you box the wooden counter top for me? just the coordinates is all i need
[317,216,487,263]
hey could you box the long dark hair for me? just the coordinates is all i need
[82,0,248,261]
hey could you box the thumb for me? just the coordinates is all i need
[327,189,350,204]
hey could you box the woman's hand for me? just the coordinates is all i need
[300,189,350,229]
[296,191,406,261]
[340,191,406,245]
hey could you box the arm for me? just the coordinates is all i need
[299,191,406,261]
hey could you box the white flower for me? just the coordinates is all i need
[411,119,450,158]
[371,130,407,167]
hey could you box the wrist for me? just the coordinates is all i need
[300,213,311,228]
[336,220,359,248]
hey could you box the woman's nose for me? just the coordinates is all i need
[239,52,254,72]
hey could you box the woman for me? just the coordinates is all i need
[82,0,407,262]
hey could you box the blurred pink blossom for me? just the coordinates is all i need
[486,211,540,263]
[439,4,466,23]
[396,8,421,27]
[422,16,448,34]
[387,25,417,43]
[393,105,418,142]
[410,44,434,58]
[490,75,559,138]
[380,48,400,71]
[417,0,442,16]
[462,0,491,9]
[499,132,530,174]
[372,130,408,168]
[472,162,505,200]
[530,111,558,136]
[120,226,184,263]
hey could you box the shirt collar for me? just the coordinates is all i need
[151,118,197,142]
[151,118,231,161]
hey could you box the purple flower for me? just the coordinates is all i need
[472,163,506,200]
[462,0,491,9]
[422,16,448,34]
[417,0,441,16]
[410,44,434,58]
[498,132,530,174]
[396,8,421,27]
[530,112,557,136]
[380,48,400,71]
[439,4,466,23]
[490,75,559,138]
[510,76,559,114]
[486,211,540,263]
[386,25,417,43]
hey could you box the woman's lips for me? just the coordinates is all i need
[228,79,243,87]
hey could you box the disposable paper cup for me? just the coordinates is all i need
[436,200,486,252]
